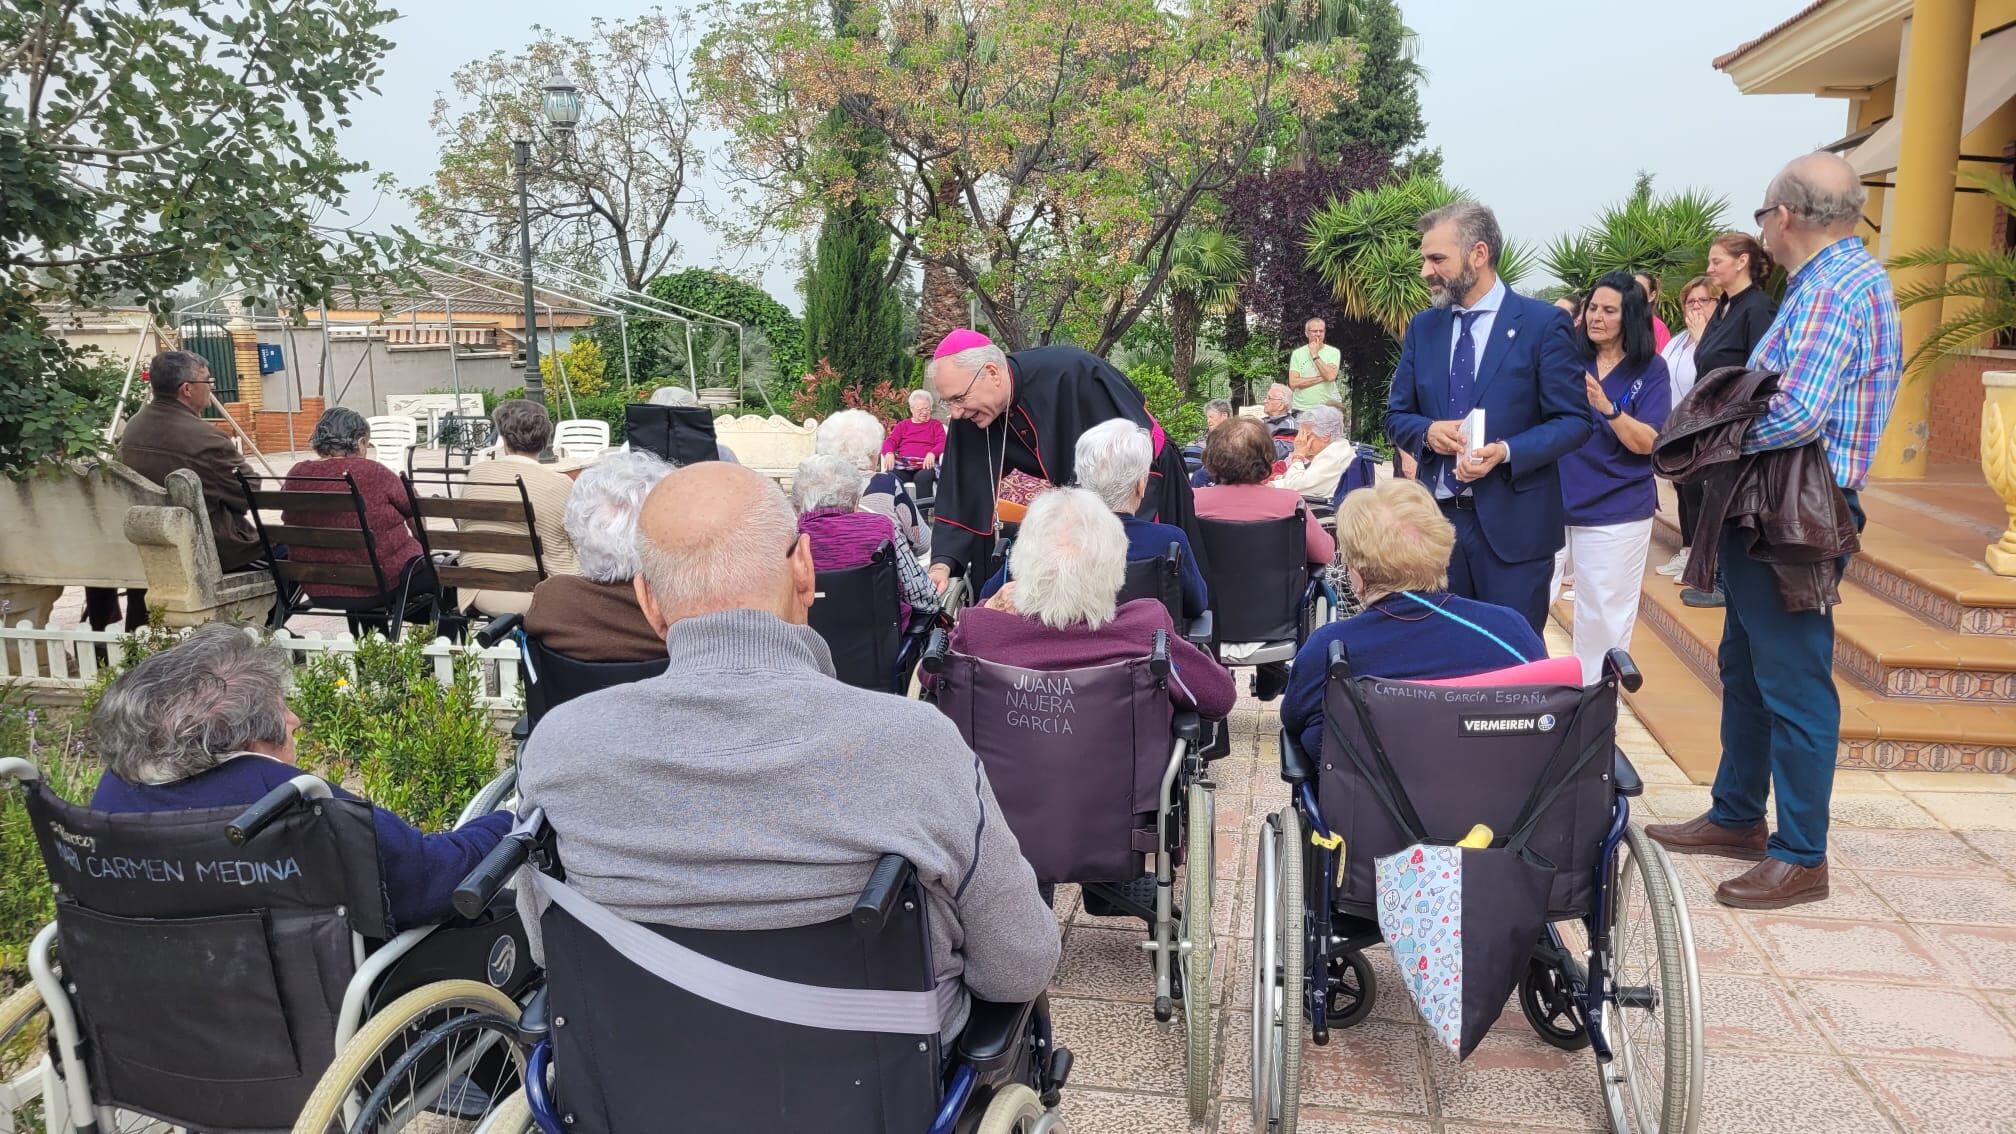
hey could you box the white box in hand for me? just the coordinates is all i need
[1462,408,1487,455]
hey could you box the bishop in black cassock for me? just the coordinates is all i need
[925,330,1207,582]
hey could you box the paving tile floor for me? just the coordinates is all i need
[1049,624,2016,1132]
[32,526,2016,1132]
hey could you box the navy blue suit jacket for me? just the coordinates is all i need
[1385,288,1592,564]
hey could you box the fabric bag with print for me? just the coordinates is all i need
[1331,666,1605,1059]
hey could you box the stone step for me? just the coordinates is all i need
[1646,522,2016,701]
[1620,542,2016,775]
[1653,491,2016,637]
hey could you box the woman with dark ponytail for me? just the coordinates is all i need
[1668,232,1778,604]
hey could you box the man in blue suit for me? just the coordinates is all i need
[1385,202,1592,633]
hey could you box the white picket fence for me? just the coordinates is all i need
[0,621,525,711]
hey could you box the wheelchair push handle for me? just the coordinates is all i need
[454,807,544,920]
[227,774,334,846]
[0,757,41,784]
[1603,648,1643,693]
[922,627,952,675]
[852,853,917,939]
[475,612,524,648]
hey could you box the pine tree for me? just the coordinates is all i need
[803,200,907,392]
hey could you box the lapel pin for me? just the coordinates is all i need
[1507,329,1517,339]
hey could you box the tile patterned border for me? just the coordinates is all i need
[1639,600,2015,775]
[1846,558,2016,638]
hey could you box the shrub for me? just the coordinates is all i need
[292,632,504,833]
[781,359,909,423]
[537,337,611,399]
[0,692,98,990]
[1128,362,1206,444]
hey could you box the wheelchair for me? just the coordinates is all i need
[1194,511,1332,700]
[1250,648,1703,1134]
[0,757,533,1134]
[452,811,1071,1133]
[923,629,1218,1122]
[475,613,671,755]
[806,541,940,694]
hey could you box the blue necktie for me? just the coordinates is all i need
[1443,308,1483,497]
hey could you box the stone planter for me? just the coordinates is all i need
[1985,371,2016,576]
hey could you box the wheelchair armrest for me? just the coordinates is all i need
[1279,728,1317,786]
[510,715,531,745]
[852,854,916,939]
[1612,747,1644,797]
[476,613,524,648]
[1172,711,1202,747]
[956,997,1038,1075]
[1183,609,1214,649]
[516,985,551,1044]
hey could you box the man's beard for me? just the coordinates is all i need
[1428,263,1479,308]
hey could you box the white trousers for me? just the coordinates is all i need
[1549,517,1655,685]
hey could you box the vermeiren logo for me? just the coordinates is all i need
[1458,713,1556,737]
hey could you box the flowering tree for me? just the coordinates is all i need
[695,0,1360,354]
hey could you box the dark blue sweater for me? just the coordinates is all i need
[1281,592,1547,760]
[91,755,512,932]
[980,513,1209,619]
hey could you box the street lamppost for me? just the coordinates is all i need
[516,67,582,408]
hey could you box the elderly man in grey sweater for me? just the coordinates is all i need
[516,461,1059,1040]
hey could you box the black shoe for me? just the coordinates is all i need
[1680,586,1725,608]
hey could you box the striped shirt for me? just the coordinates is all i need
[1743,236,1902,489]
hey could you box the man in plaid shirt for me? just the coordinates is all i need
[1648,152,1901,910]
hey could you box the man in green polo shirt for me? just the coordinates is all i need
[1286,316,1342,412]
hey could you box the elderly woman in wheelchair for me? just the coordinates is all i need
[1251,480,1704,1134]
[923,487,1232,1121]
[0,624,533,1134]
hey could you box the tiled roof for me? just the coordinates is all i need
[1713,0,1833,69]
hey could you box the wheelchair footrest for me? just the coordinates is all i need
[1081,875,1158,921]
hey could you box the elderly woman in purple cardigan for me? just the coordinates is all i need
[942,487,1235,718]
[792,453,941,624]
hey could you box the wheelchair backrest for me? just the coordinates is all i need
[807,543,905,692]
[931,650,1173,884]
[1118,544,1187,635]
[1196,512,1307,643]
[624,402,722,465]
[1318,672,1618,920]
[541,867,941,1133]
[22,779,386,1131]
[524,633,671,729]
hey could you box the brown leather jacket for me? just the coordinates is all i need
[118,399,263,570]
[1653,366,1860,613]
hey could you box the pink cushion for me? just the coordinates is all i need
[1418,656,1581,688]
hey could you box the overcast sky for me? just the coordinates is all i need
[329,0,1847,309]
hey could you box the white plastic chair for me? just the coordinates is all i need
[553,419,611,462]
[366,415,419,472]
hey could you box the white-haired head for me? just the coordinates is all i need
[908,388,934,410]
[1074,418,1153,512]
[564,450,675,583]
[1301,404,1346,442]
[1009,487,1126,631]
[815,409,885,475]
[649,385,699,407]
[791,453,864,513]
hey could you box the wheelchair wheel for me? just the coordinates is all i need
[1323,948,1376,1031]
[293,980,527,1134]
[1249,808,1303,1134]
[1599,826,1703,1134]
[1519,956,1591,1052]
[1,982,48,1132]
[974,1083,1058,1133]
[1182,778,1214,1123]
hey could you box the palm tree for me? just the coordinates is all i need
[1304,174,1532,337]
[1889,173,2016,376]
[1541,175,1729,326]
[1166,228,1247,395]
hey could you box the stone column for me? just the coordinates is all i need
[1872,0,1975,479]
